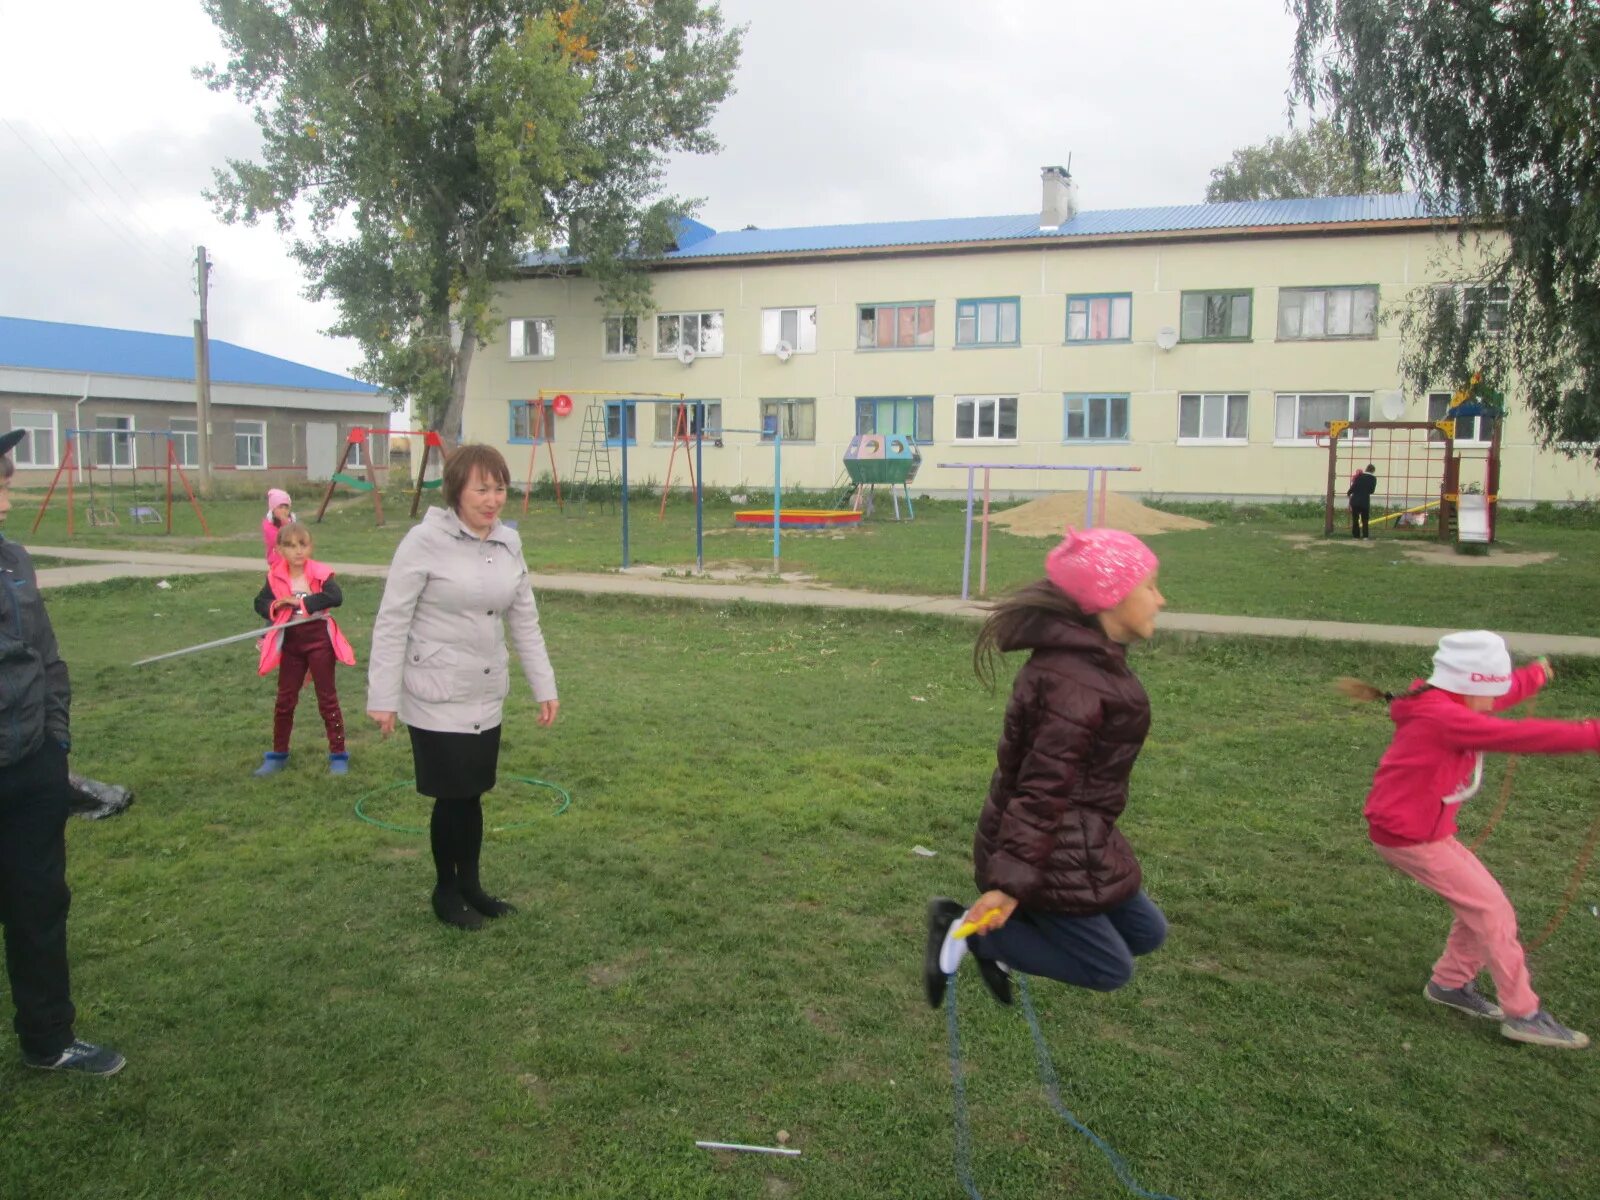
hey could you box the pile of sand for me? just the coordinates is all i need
[985,491,1210,538]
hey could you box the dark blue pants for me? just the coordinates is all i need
[0,739,76,1057]
[971,891,1167,992]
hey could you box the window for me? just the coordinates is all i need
[955,298,1020,347]
[857,302,934,350]
[655,311,724,357]
[508,317,555,359]
[1274,393,1372,444]
[235,420,267,469]
[1462,284,1510,334]
[1180,290,1252,342]
[602,316,638,358]
[9,410,57,468]
[510,400,557,444]
[1063,394,1130,442]
[855,396,933,444]
[761,307,817,355]
[345,435,367,469]
[605,402,637,446]
[1066,294,1132,343]
[654,401,722,442]
[1178,393,1249,443]
[1428,392,1495,445]
[954,396,1018,443]
[95,415,135,468]
[759,399,816,443]
[1277,286,1378,340]
[167,418,198,468]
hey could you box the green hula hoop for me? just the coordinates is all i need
[354,776,572,835]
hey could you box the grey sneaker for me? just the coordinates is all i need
[1500,1009,1590,1050]
[23,1039,126,1076]
[1425,979,1504,1020]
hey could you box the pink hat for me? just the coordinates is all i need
[266,488,292,515]
[1045,527,1158,614]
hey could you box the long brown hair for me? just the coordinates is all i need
[1334,677,1433,704]
[973,578,1095,690]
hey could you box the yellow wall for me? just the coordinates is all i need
[468,229,1600,503]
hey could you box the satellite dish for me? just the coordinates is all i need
[675,343,697,366]
[1379,390,1406,420]
[774,340,794,362]
[1154,326,1178,352]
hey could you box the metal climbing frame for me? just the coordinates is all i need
[1322,420,1454,541]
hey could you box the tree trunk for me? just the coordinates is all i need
[435,316,478,449]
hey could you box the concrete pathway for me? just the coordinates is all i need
[29,544,1600,657]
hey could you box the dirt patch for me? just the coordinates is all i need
[986,491,1209,538]
[1279,533,1555,567]
[619,563,822,584]
[587,948,651,989]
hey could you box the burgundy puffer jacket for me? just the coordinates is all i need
[972,611,1149,914]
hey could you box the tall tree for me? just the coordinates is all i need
[1290,1,1600,460]
[1205,118,1402,202]
[200,0,742,440]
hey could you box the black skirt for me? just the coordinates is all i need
[408,724,502,799]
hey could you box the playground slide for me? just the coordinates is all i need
[1457,494,1490,544]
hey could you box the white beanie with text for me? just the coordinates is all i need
[1427,630,1513,697]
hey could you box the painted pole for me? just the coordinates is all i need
[978,467,992,597]
[694,402,705,574]
[772,420,782,575]
[960,467,976,600]
[620,402,631,568]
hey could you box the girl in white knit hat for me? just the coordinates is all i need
[1341,631,1600,1049]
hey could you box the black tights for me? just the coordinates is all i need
[429,796,485,894]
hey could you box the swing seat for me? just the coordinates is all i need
[331,473,376,492]
[419,478,442,489]
[86,507,119,527]
[128,505,161,524]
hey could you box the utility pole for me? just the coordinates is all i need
[192,245,213,493]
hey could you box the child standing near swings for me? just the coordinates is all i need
[253,522,355,776]
[1342,631,1600,1049]
[925,527,1169,1008]
[262,488,295,564]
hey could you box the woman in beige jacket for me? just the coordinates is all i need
[367,445,559,930]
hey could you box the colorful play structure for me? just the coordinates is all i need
[838,431,921,519]
[31,428,209,537]
[313,427,447,527]
[938,462,1144,600]
[1319,380,1503,547]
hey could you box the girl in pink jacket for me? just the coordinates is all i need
[262,488,294,564]
[1342,630,1600,1050]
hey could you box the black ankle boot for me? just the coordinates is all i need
[459,885,518,919]
[431,885,485,931]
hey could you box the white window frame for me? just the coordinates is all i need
[655,311,725,358]
[759,399,816,443]
[654,400,723,443]
[954,395,1019,444]
[760,307,817,355]
[9,410,58,468]
[1274,393,1372,446]
[1065,294,1132,343]
[1178,393,1250,445]
[1427,392,1495,446]
[508,317,556,360]
[234,420,267,470]
[95,414,136,469]
[602,315,639,359]
[1277,286,1379,341]
[167,417,199,468]
[1063,393,1130,442]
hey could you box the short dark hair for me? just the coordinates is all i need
[442,444,511,510]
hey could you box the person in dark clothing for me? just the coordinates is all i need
[1348,464,1378,538]
[0,428,124,1076]
[924,526,1169,1009]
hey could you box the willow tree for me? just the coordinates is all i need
[1205,118,1402,202]
[1290,1,1600,458]
[200,0,742,440]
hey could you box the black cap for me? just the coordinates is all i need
[0,430,25,456]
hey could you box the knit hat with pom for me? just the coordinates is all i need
[1044,527,1158,615]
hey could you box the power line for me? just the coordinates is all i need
[63,125,193,261]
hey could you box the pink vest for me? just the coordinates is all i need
[256,557,357,676]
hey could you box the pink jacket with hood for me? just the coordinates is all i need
[262,488,294,563]
[256,555,356,676]
[1363,664,1600,847]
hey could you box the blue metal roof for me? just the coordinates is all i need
[522,193,1439,268]
[0,316,381,394]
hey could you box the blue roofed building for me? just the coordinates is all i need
[0,316,393,489]
[476,166,1599,509]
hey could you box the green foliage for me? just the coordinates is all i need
[198,0,742,436]
[1204,118,1403,202]
[1290,1,1600,461]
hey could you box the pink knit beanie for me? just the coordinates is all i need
[1045,527,1159,614]
[266,488,292,518]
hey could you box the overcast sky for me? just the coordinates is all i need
[0,0,1303,380]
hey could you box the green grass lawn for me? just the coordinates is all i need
[2,574,1598,1198]
[22,483,1600,637]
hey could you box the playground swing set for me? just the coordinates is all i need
[313,427,447,527]
[1318,378,1504,548]
[31,428,209,537]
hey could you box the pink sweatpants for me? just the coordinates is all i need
[1373,837,1538,1019]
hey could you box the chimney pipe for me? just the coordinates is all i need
[1039,164,1078,230]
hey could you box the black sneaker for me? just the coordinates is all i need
[924,898,965,1008]
[461,887,518,919]
[972,952,1013,1006]
[23,1039,126,1076]
[431,886,485,931]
